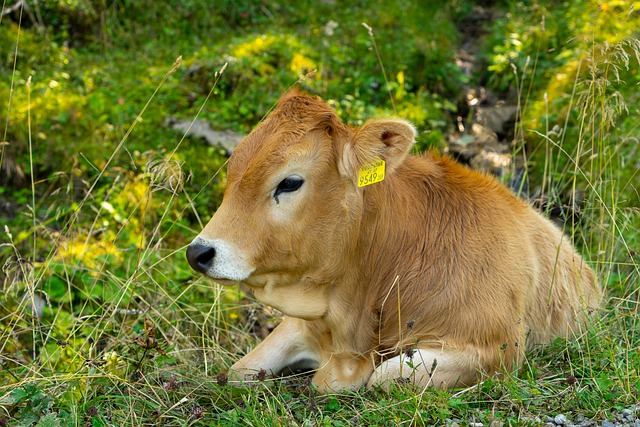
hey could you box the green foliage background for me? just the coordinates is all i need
[0,0,638,425]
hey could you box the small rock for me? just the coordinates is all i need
[555,414,568,425]
[165,117,244,154]
[490,422,504,427]
[448,134,476,159]
[471,123,499,145]
[544,423,555,427]
[469,149,512,176]
[602,420,615,427]
[469,423,483,427]
[474,104,518,136]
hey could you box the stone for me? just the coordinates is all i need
[474,104,518,136]
[471,123,499,146]
[165,117,244,154]
[621,409,633,420]
[448,134,477,159]
[469,149,512,176]
[555,414,568,425]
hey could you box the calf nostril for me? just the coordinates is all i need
[196,247,216,266]
[186,244,216,273]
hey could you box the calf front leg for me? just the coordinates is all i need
[312,352,375,393]
[229,317,321,383]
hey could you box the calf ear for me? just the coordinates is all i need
[339,119,416,179]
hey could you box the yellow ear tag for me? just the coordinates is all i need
[357,159,386,188]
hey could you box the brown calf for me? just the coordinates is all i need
[186,91,602,392]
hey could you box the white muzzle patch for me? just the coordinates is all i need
[191,235,254,281]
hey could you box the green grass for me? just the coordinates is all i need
[1,1,639,426]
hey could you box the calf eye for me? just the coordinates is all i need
[274,175,304,202]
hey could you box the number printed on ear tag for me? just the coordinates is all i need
[357,159,385,188]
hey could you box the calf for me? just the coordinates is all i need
[186,91,602,392]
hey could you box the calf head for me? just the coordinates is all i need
[186,92,416,318]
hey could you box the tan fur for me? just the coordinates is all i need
[187,91,602,393]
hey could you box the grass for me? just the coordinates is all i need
[1,1,639,426]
